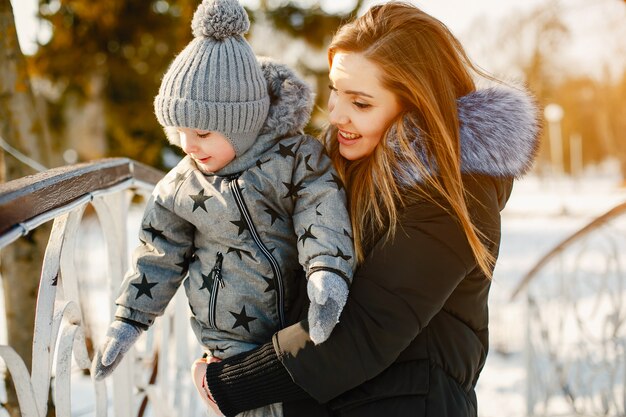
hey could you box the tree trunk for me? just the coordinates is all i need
[0,1,54,416]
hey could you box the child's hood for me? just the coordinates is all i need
[215,58,314,176]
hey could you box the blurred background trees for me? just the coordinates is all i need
[13,0,624,179]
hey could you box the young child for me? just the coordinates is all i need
[90,0,355,416]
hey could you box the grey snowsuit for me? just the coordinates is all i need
[114,59,355,358]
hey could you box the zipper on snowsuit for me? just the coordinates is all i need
[208,251,224,329]
[227,173,286,329]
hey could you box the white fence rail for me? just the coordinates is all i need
[0,158,209,417]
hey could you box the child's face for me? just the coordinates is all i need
[178,128,236,174]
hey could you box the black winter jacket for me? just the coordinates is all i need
[205,86,540,417]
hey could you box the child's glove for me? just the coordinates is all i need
[307,270,349,345]
[91,320,142,380]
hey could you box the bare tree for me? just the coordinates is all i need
[0,1,54,416]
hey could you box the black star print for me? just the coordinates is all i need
[230,306,258,332]
[230,217,249,236]
[298,224,318,246]
[256,158,270,170]
[262,276,276,293]
[131,275,158,300]
[276,142,297,158]
[170,171,187,188]
[283,179,305,199]
[264,206,284,225]
[327,173,344,191]
[343,229,353,239]
[211,345,228,354]
[143,223,166,242]
[315,203,322,216]
[190,189,211,212]
[227,247,255,261]
[176,250,195,276]
[200,272,215,291]
[303,154,314,172]
[334,247,353,261]
[267,247,276,254]
[52,273,58,287]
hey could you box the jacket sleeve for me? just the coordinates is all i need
[275,198,477,402]
[291,137,355,284]
[114,181,195,327]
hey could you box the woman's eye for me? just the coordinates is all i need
[353,101,370,109]
[328,84,337,92]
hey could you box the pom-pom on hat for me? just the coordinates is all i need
[154,0,269,156]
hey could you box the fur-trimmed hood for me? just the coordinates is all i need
[214,58,314,175]
[393,85,541,186]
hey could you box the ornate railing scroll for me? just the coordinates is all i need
[0,158,207,417]
[511,201,626,417]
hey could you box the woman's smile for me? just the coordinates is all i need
[337,130,362,145]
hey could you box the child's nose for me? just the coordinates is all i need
[181,135,198,154]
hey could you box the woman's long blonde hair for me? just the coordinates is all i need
[325,2,495,277]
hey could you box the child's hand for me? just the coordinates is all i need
[91,320,142,380]
[192,357,223,416]
[307,271,348,344]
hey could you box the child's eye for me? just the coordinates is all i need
[328,84,337,92]
[353,101,371,109]
[197,132,211,138]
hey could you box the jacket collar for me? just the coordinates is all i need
[392,85,541,186]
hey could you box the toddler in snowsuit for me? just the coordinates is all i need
[90,1,355,416]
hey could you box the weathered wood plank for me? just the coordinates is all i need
[0,158,163,235]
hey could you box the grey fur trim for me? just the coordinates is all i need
[457,86,540,177]
[258,57,314,138]
[393,85,540,184]
[191,0,249,40]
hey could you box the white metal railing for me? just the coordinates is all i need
[0,159,210,417]
[511,202,626,417]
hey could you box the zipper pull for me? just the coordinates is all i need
[226,173,241,182]
[212,252,225,288]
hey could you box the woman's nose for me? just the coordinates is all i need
[328,104,349,127]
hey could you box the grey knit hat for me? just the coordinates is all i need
[154,0,270,156]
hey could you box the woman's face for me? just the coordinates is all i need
[328,52,402,161]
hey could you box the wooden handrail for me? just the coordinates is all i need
[0,158,163,247]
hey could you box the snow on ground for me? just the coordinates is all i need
[1,170,625,416]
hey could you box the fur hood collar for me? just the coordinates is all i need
[216,58,314,175]
[393,85,541,186]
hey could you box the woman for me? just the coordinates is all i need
[196,2,540,416]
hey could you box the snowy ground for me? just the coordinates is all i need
[1,170,626,416]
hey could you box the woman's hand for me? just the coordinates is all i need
[192,356,223,416]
